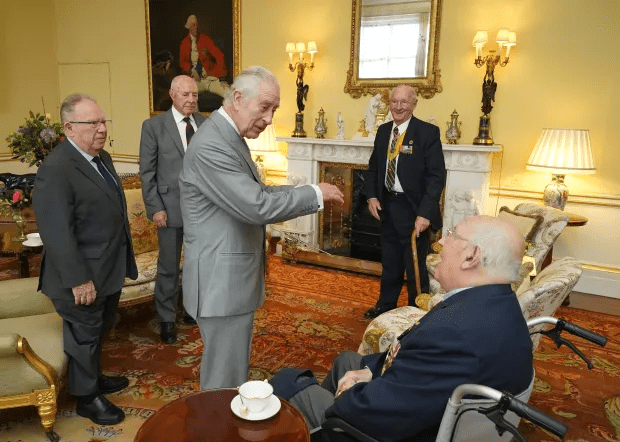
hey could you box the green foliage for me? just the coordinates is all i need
[6,111,65,167]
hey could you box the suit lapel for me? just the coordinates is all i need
[164,109,185,157]
[64,142,123,212]
[210,112,264,185]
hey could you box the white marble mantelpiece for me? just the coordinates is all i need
[277,136,502,248]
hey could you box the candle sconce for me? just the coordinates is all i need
[286,41,318,137]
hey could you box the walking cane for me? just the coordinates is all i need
[411,229,422,296]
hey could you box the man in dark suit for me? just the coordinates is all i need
[271,216,533,441]
[364,85,446,319]
[140,75,206,344]
[33,94,138,425]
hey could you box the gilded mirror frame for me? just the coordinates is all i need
[345,0,443,99]
[145,0,241,116]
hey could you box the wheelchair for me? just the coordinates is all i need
[315,316,608,442]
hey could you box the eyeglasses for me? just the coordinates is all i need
[69,120,111,128]
[389,100,414,107]
[446,228,473,244]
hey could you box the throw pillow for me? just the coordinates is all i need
[124,188,158,254]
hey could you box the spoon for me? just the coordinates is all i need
[238,390,249,415]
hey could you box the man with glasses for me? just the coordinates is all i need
[364,84,446,319]
[140,75,206,344]
[33,94,137,425]
[270,215,533,442]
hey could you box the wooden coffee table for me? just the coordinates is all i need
[134,388,310,442]
[0,220,41,278]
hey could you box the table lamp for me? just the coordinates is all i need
[246,124,279,181]
[526,128,595,210]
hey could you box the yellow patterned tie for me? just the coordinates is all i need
[385,127,399,191]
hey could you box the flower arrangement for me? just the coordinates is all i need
[0,187,32,217]
[6,111,65,167]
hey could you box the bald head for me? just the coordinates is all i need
[435,215,524,291]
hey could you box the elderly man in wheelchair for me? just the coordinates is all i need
[271,215,534,441]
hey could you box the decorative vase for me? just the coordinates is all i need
[12,211,28,243]
[314,108,327,139]
[445,110,462,144]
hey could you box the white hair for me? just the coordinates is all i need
[60,93,97,124]
[185,15,197,29]
[223,66,279,106]
[469,222,522,282]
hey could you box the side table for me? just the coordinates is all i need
[134,388,310,442]
[0,220,41,278]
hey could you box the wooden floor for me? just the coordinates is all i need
[568,291,620,316]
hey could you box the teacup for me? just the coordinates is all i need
[27,233,40,241]
[238,380,273,414]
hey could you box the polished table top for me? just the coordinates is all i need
[134,388,310,442]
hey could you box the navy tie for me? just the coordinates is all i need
[92,156,120,196]
[184,117,195,145]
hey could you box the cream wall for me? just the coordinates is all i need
[0,0,59,154]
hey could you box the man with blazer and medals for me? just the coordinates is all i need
[33,94,138,425]
[363,85,446,319]
[140,75,206,344]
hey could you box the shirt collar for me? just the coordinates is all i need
[67,137,96,162]
[217,107,240,136]
[172,106,194,125]
[392,116,412,135]
[441,286,472,303]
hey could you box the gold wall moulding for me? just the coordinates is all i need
[345,0,443,99]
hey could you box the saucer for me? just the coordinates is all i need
[230,394,281,421]
[22,239,43,247]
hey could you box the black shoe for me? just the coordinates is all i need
[363,307,392,319]
[98,375,129,394]
[183,311,197,325]
[76,394,125,425]
[160,321,177,344]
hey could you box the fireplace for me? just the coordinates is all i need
[277,137,501,275]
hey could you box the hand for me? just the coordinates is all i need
[335,367,372,397]
[153,211,167,228]
[367,198,382,220]
[414,216,430,237]
[72,281,97,305]
[318,183,344,204]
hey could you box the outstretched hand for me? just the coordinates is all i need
[318,183,344,204]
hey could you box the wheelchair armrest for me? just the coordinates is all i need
[321,417,380,442]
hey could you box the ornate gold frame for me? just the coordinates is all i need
[145,0,241,116]
[344,0,443,99]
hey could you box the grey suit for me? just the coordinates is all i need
[139,109,206,322]
[179,110,319,389]
[33,140,138,395]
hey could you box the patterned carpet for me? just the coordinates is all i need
[0,256,618,442]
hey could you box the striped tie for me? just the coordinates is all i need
[386,127,399,191]
[183,117,195,145]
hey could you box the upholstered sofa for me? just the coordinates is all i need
[119,174,180,307]
[358,256,582,355]
[0,277,68,441]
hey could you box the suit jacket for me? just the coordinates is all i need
[139,109,206,227]
[326,284,533,442]
[33,140,138,299]
[365,116,446,230]
[179,33,227,78]
[179,111,318,318]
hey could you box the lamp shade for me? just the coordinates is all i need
[472,30,488,46]
[526,129,595,175]
[246,124,279,153]
[496,28,510,44]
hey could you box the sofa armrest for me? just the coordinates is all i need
[0,277,55,319]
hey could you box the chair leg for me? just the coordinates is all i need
[37,402,58,441]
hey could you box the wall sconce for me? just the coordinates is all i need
[286,40,318,137]
[472,28,516,145]
[526,128,596,210]
[246,124,279,182]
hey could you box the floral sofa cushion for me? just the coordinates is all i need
[357,306,428,355]
[125,187,158,255]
